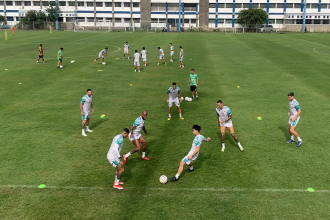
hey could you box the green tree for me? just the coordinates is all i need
[45,1,58,22]
[19,10,47,29]
[237,8,268,28]
[0,15,6,25]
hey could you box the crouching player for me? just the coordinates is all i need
[107,128,130,190]
[170,125,211,181]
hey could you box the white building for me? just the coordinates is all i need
[1,0,330,29]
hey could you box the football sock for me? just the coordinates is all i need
[82,129,85,134]
[179,113,182,118]
[189,166,194,170]
[168,114,171,118]
[297,137,302,141]
[115,175,118,182]
[125,152,131,158]
[196,96,198,98]
[175,173,180,179]
[222,143,225,149]
[142,152,146,158]
[86,126,89,130]
[291,135,295,140]
[192,96,194,98]
[238,142,242,147]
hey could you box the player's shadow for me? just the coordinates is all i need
[91,118,108,129]
[278,126,290,140]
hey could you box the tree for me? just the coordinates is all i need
[0,15,6,25]
[19,10,47,29]
[237,8,268,28]
[45,2,58,22]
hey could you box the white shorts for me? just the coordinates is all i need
[289,116,300,127]
[220,120,233,128]
[159,55,165,60]
[108,158,120,168]
[170,51,174,56]
[134,61,140,66]
[142,57,147,62]
[82,111,90,120]
[180,57,184,62]
[98,52,104,58]
[129,132,141,141]
[182,153,199,165]
[124,49,129,54]
[169,98,180,107]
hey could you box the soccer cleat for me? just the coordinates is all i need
[296,140,303,147]
[180,117,184,120]
[86,129,93,132]
[196,97,199,101]
[168,117,171,121]
[134,69,136,72]
[157,63,159,65]
[113,181,124,185]
[128,57,129,60]
[141,156,150,161]
[221,148,225,152]
[82,133,87,137]
[36,61,39,64]
[287,139,295,144]
[170,176,178,181]
[138,70,140,72]
[165,62,167,65]
[94,60,96,63]
[240,147,244,152]
[186,168,194,172]
[123,155,128,164]
[113,184,123,190]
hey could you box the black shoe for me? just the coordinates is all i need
[196,97,198,101]
[186,168,194,172]
[170,176,178,181]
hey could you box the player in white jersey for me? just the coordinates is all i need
[170,125,211,181]
[123,42,129,60]
[107,128,129,190]
[170,43,174,62]
[80,89,94,136]
[94,47,108,64]
[141,47,148,66]
[179,46,184,69]
[216,100,244,152]
[157,47,167,65]
[133,50,141,72]
[286,92,303,147]
[123,110,150,163]
[166,82,184,120]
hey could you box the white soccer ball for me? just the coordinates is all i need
[159,175,167,184]
[71,60,75,63]
[187,98,192,102]
[185,97,189,101]
[180,97,184,102]
[60,65,63,69]
[102,62,106,65]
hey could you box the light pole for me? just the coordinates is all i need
[302,0,306,33]
[177,0,181,32]
[55,0,59,29]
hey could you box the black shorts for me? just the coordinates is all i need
[190,85,197,92]
[59,59,62,62]
[39,55,43,58]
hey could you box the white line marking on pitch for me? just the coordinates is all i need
[302,39,330,48]
[313,47,329,55]
[1,185,329,193]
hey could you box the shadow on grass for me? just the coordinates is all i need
[91,118,108,129]
[278,126,290,140]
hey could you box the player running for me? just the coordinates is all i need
[216,100,244,152]
[133,50,141,72]
[157,47,166,65]
[166,82,184,120]
[80,89,94,136]
[57,47,63,68]
[179,46,184,69]
[107,128,129,190]
[123,42,129,60]
[36,44,45,64]
[94,47,108,64]
[141,47,148,66]
[123,110,150,163]
[188,69,199,101]
[170,43,174,62]
[170,125,211,181]
[286,92,303,147]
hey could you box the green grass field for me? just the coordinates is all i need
[1,30,330,219]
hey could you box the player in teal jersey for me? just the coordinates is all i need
[80,89,94,136]
[57,47,63,68]
[188,69,199,101]
[287,92,303,147]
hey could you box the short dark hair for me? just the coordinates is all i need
[217,100,223,104]
[288,92,294,96]
[158,47,160,49]
[179,46,182,48]
[123,128,129,134]
[143,47,145,50]
[40,44,42,46]
[170,43,172,45]
[87,89,92,92]
[60,47,63,50]
[126,42,128,43]
[105,47,108,49]
[191,69,195,71]
[192,125,201,132]
[172,82,176,85]
[135,50,138,52]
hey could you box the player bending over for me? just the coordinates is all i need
[166,82,184,120]
[157,47,166,65]
[123,42,129,60]
[107,128,129,190]
[123,110,150,163]
[286,92,303,147]
[216,100,244,152]
[37,44,45,64]
[170,125,211,181]
[94,47,108,64]
[133,50,141,72]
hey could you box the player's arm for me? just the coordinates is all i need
[130,125,136,135]
[188,146,200,160]
[196,77,199,87]
[221,115,232,124]
[80,102,84,116]
[91,102,94,113]
[142,126,148,135]
[292,107,301,121]
[166,90,169,103]
[216,113,220,127]
[178,90,182,102]
[188,78,191,87]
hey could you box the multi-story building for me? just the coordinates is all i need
[1,0,330,30]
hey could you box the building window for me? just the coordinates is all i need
[105,2,111,7]
[0,1,3,5]
[276,19,283,24]
[209,19,215,23]
[24,1,31,6]
[16,17,20,21]
[7,17,14,21]
[95,2,102,7]
[133,3,139,7]
[260,3,266,9]
[133,18,140,23]
[124,18,130,22]
[269,3,276,8]
[218,19,224,24]
[218,3,224,8]
[123,2,130,7]
[323,20,330,24]
[159,18,165,22]
[42,1,48,6]
[311,4,318,9]
[191,19,196,24]
[306,4,311,8]
[33,1,40,6]
[77,2,84,7]
[184,19,189,23]
[105,18,112,21]
[6,1,13,6]
[86,2,93,7]
[293,3,300,9]
[286,3,293,8]
[268,19,275,24]
[225,19,232,24]
[15,1,21,6]
[252,3,259,9]
[277,3,284,8]
[321,4,327,9]
[226,3,233,9]
[243,3,249,9]
[68,1,75,6]
[115,18,121,22]
[59,1,66,6]
[115,2,121,7]
[209,3,215,8]
[235,3,242,8]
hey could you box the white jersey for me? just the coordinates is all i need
[167,86,180,100]
[180,48,184,58]
[107,134,124,160]
[81,95,92,112]
[188,134,206,157]
[170,46,174,51]
[132,116,145,136]
[289,99,300,119]
[216,106,232,123]
[159,49,164,56]
[141,50,148,59]
[124,44,129,51]
[134,53,140,62]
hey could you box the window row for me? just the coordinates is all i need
[0,1,140,7]
[288,15,330,19]
[209,3,330,9]
[209,19,284,24]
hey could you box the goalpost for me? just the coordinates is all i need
[224,27,245,34]
[74,19,85,32]
[98,20,111,32]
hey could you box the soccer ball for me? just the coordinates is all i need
[102,62,106,65]
[60,65,63,69]
[159,175,167,184]
[185,97,192,102]
[71,60,75,63]
[180,97,184,102]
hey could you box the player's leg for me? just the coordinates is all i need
[85,117,93,132]
[127,52,129,59]
[81,117,87,136]
[138,62,140,72]
[157,57,160,65]
[168,102,172,120]
[139,136,149,160]
[228,126,244,151]
[42,56,45,63]
[113,161,124,190]
[163,57,167,64]
[195,89,199,101]
[287,123,295,143]
[177,104,184,120]
[289,121,302,147]
[134,64,136,72]
[123,138,141,164]
[171,158,189,181]
[220,126,226,151]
